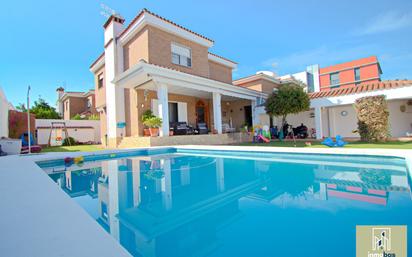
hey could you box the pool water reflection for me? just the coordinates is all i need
[40,150,412,257]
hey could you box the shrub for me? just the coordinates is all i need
[72,114,82,120]
[63,137,77,146]
[141,110,155,122]
[354,95,389,142]
[88,114,100,120]
[142,117,162,128]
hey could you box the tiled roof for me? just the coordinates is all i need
[309,80,412,99]
[91,8,216,70]
[118,8,214,42]
[89,52,104,69]
[208,52,237,64]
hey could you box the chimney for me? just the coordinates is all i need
[56,86,65,116]
[103,14,126,140]
[103,14,125,46]
[56,86,64,100]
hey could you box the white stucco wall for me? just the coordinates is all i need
[0,87,9,138]
[279,99,412,138]
[261,98,412,139]
[388,99,412,137]
[325,100,412,138]
[35,119,101,145]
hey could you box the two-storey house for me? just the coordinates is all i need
[89,9,266,147]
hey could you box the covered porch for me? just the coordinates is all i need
[105,61,265,147]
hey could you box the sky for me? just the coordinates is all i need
[1,0,412,106]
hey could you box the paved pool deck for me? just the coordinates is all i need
[0,145,411,257]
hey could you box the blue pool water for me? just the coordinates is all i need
[37,148,412,257]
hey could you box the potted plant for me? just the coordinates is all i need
[142,110,155,136]
[143,117,162,137]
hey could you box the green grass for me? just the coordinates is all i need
[41,141,412,153]
[237,140,412,149]
[42,145,105,152]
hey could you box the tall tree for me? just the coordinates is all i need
[264,83,310,126]
[30,97,61,119]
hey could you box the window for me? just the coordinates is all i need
[354,68,361,81]
[330,72,340,87]
[98,73,104,89]
[171,43,192,67]
[87,98,92,109]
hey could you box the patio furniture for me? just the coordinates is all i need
[170,122,194,135]
[294,123,308,139]
[196,123,209,134]
[222,123,235,133]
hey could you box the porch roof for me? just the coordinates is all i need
[309,80,412,99]
[113,60,267,101]
[310,80,412,108]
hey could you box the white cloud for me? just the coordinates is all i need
[356,11,412,35]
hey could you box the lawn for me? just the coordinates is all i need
[238,140,412,149]
[42,145,105,152]
[41,140,412,153]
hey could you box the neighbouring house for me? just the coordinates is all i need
[89,9,266,147]
[318,56,382,91]
[235,57,412,139]
[56,87,97,120]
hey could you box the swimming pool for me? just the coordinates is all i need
[37,148,412,257]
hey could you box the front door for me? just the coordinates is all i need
[244,105,252,127]
[195,100,209,126]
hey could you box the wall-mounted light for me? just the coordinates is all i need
[341,110,348,117]
[144,89,149,101]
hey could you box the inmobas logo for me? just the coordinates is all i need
[372,228,391,251]
[356,225,406,257]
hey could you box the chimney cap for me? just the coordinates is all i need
[56,86,64,92]
[103,14,125,29]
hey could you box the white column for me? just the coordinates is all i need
[251,99,257,127]
[328,108,335,137]
[315,107,323,139]
[213,92,222,134]
[157,84,169,137]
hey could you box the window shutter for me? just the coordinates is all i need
[177,102,188,122]
[171,43,191,57]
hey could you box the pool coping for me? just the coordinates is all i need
[0,145,411,257]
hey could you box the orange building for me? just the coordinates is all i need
[319,56,382,91]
